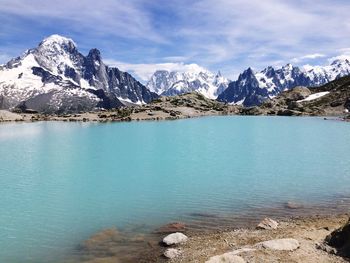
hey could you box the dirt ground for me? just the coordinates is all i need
[170,214,349,263]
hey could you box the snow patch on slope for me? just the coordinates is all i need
[298,91,330,102]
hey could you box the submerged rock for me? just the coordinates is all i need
[285,201,303,209]
[256,218,278,230]
[205,253,246,263]
[258,238,300,251]
[155,222,186,234]
[164,248,182,259]
[163,232,188,246]
[79,227,122,257]
[325,217,350,257]
[81,228,121,251]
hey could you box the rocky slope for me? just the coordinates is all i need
[0,35,158,113]
[240,75,350,117]
[218,59,350,107]
[147,65,229,99]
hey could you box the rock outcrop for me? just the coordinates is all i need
[326,218,350,257]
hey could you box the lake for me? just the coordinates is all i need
[0,116,350,262]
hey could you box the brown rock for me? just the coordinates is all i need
[81,228,121,252]
[155,222,187,234]
[285,201,303,209]
[326,218,350,257]
[256,218,278,230]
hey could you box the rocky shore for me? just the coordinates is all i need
[64,213,350,263]
[1,87,349,124]
[0,93,240,123]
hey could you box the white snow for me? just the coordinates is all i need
[298,91,330,102]
[80,79,95,90]
[117,97,144,105]
[40,34,76,48]
[147,65,229,99]
[230,99,244,105]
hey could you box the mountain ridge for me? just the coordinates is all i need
[0,34,158,113]
[146,64,230,99]
[217,58,350,106]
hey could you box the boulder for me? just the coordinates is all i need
[258,238,300,251]
[277,109,302,116]
[240,106,262,116]
[283,86,311,101]
[325,218,350,257]
[163,232,188,246]
[205,253,246,263]
[164,248,182,259]
[256,218,278,230]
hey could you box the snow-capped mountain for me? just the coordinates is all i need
[217,58,350,107]
[0,34,158,113]
[146,64,229,99]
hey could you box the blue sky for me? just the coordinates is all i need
[1,0,350,81]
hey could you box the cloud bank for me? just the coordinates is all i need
[0,0,350,79]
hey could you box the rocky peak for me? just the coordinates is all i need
[38,34,77,54]
[87,48,102,62]
[239,67,255,80]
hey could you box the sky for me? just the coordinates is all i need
[1,0,350,82]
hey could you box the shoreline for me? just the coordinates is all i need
[169,213,349,263]
[1,91,349,124]
[64,196,350,263]
[65,212,350,263]
[0,109,349,124]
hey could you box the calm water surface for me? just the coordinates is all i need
[0,116,350,262]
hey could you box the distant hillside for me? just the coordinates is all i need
[242,75,350,117]
[218,59,350,107]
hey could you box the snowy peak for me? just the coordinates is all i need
[0,35,158,113]
[218,59,350,106]
[146,65,230,99]
[39,34,77,51]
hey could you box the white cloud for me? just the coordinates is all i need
[105,60,208,82]
[0,0,165,43]
[1,0,350,76]
[171,0,350,70]
[291,53,326,63]
[327,54,350,63]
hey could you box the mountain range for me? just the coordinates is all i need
[217,59,350,106]
[1,34,350,113]
[0,35,158,113]
[146,65,229,99]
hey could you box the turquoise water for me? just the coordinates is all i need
[0,116,350,262]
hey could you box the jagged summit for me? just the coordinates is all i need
[217,59,350,106]
[0,35,158,113]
